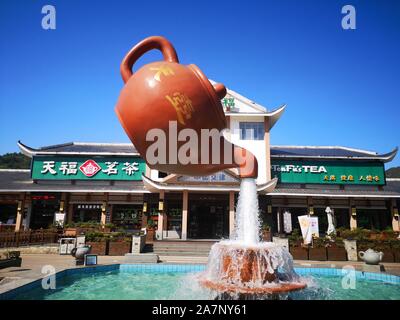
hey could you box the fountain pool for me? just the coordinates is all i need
[2,264,399,300]
[198,178,307,297]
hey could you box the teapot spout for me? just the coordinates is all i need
[233,145,258,178]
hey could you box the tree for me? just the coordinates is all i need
[386,166,400,178]
[0,153,31,169]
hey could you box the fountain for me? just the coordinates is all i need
[114,36,306,299]
[199,178,307,299]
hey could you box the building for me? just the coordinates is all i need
[0,85,399,239]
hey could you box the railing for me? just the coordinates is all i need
[0,230,59,248]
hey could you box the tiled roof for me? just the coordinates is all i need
[270,145,397,162]
[18,141,397,162]
[18,141,138,157]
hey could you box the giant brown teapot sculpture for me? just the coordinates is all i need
[115,36,257,178]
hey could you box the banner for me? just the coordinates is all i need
[283,211,292,233]
[54,212,65,227]
[298,215,312,244]
[298,215,319,244]
[309,217,319,238]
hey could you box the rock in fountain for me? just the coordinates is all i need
[199,178,306,298]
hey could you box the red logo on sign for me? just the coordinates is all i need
[79,160,101,177]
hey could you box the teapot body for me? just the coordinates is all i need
[358,248,384,265]
[115,36,258,178]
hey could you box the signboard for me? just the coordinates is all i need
[177,172,237,183]
[271,160,385,185]
[283,211,292,233]
[310,217,319,238]
[298,215,312,244]
[298,215,319,245]
[54,212,65,227]
[32,156,146,180]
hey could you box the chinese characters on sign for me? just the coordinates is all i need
[33,157,144,180]
[222,97,235,111]
[271,161,385,185]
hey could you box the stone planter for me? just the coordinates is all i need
[343,240,358,261]
[289,246,309,260]
[308,247,327,261]
[108,241,132,256]
[146,229,155,242]
[86,241,107,255]
[326,246,347,261]
[64,228,77,237]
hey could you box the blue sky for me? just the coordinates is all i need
[0,0,399,168]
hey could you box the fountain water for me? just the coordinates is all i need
[199,178,307,298]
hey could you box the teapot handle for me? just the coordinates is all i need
[358,251,365,259]
[120,36,179,83]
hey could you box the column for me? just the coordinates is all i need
[23,203,32,230]
[142,200,148,228]
[108,204,113,224]
[157,191,165,240]
[349,199,357,230]
[264,117,271,181]
[391,199,399,232]
[181,190,188,240]
[100,193,109,226]
[14,194,25,232]
[67,203,73,224]
[307,197,313,215]
[60,193,67,227]
[229,191,235,237]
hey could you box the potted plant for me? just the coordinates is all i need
[146,219,156,242]
[101,223,115,233]
[64,222,78,237]
[337,227,370,261]
[326,236,347,261]
[308,237,327,261]
[261,223,272,242]
[108,233,132,256]
[85,231,108,255]
[288,229,308,260]
[373,240,395,263]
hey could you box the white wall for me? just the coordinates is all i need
[228,116,267,184]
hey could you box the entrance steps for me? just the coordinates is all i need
[146,240,217,257]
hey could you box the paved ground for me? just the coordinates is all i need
[1,253,399,295]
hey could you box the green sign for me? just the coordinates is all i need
[32,156,146,180]
[222,97,235,110]
[271,160,385,185]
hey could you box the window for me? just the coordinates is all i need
[239,122,264,140]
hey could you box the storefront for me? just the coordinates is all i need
[0,202,17,231]
[0,85,399,238]
[188,193,229,239]
[30,193,61,229]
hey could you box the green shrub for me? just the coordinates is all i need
[288,229,302,244]
[337,228,371,241]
